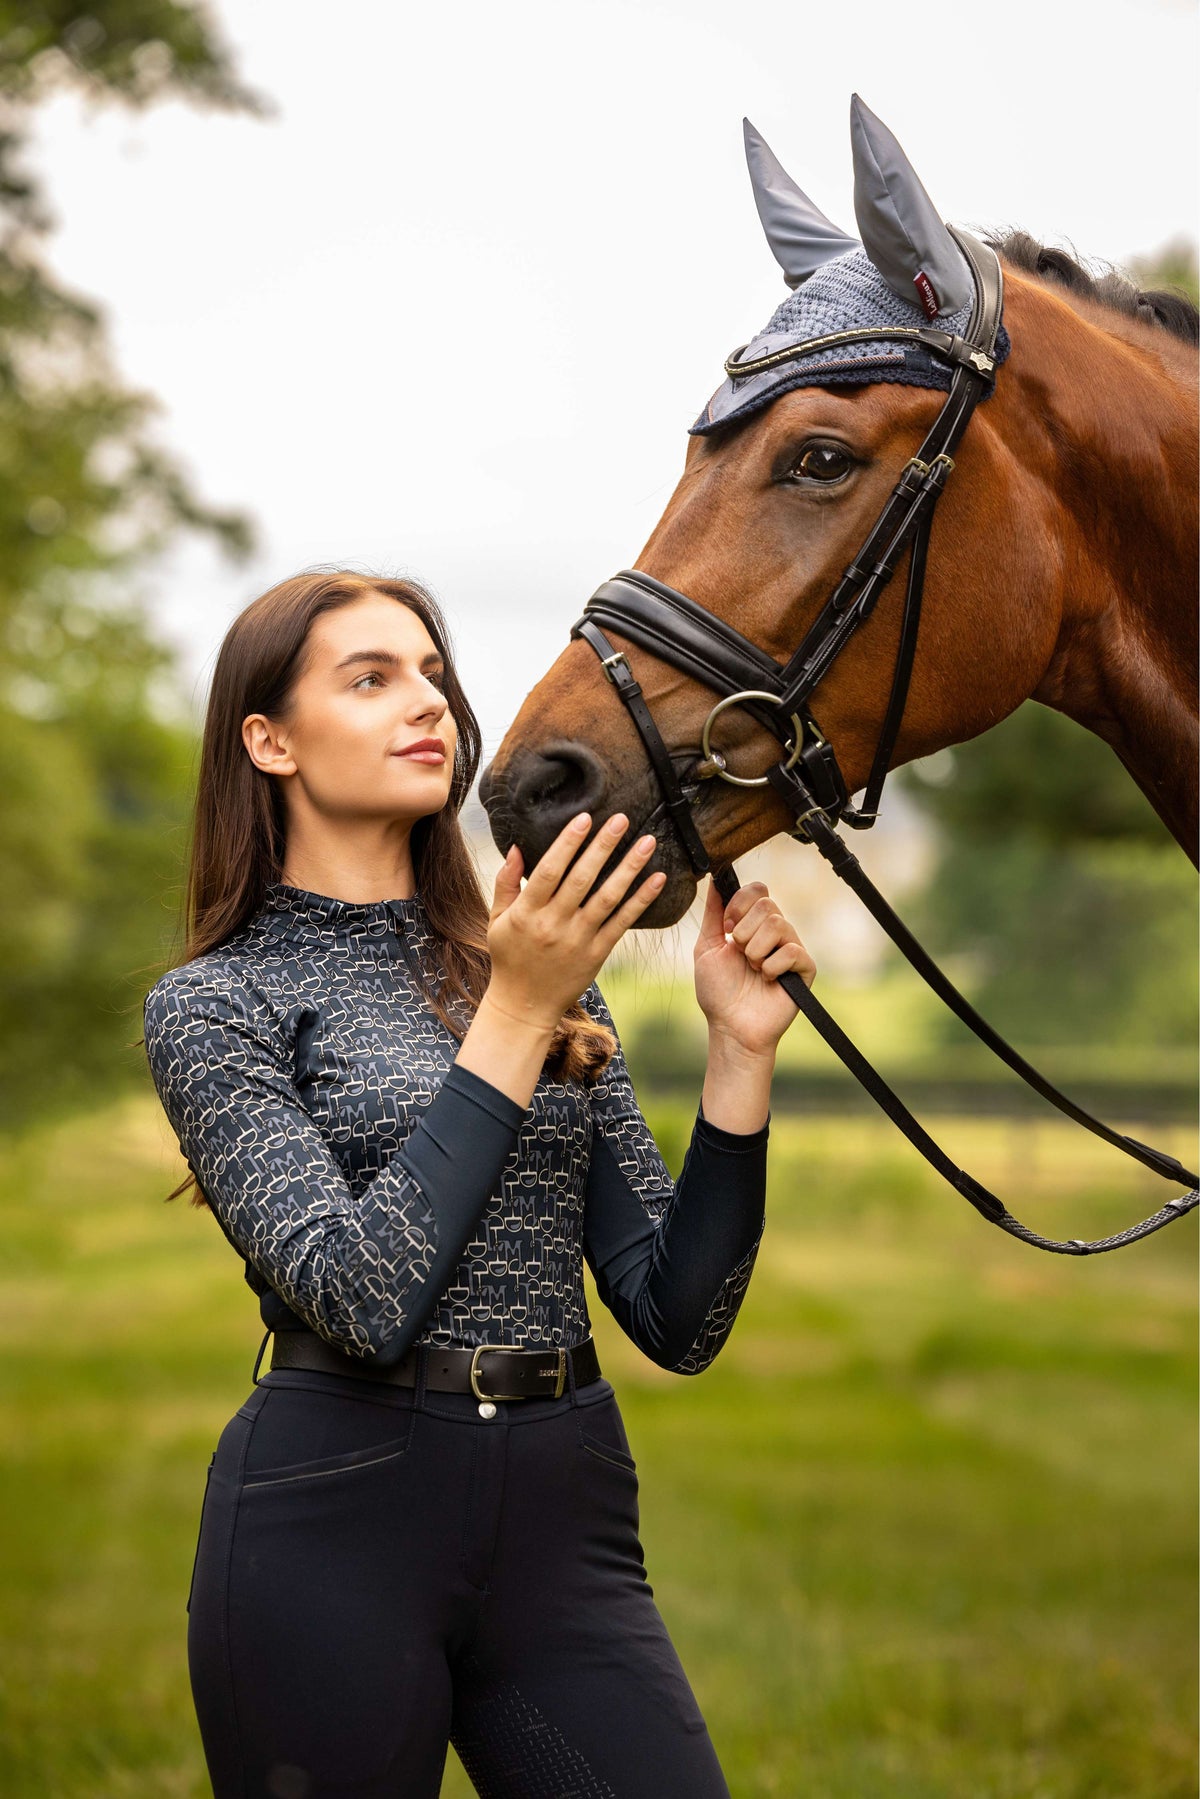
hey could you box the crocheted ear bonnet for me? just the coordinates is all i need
[690,96,1010,436]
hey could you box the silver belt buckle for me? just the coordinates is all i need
[469,1344,567,1401]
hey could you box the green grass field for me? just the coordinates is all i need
[0,1089,1195,1797]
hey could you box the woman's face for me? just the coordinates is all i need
[248,592,458,825]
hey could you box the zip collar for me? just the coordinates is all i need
[258,880,426,945]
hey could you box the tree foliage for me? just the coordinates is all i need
[901,709,1196,1059]
[903,703,1179,850]
[0,3,265,1127]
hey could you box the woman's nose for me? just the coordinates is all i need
[412,682,447,720]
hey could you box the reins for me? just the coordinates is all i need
[568,226,1199,1255]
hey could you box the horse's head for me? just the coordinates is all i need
[481,97,1059,922]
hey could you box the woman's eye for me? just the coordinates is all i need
[352,668,446,691]
[790,444,853,483]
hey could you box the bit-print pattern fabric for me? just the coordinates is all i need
[142,882,769,1373]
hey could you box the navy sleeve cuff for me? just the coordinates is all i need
[439,1059,527,1130]
[695,1096,771,1150]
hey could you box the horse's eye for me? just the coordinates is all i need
[791,443,853,483]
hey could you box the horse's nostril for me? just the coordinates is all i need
[510,743,607,833]
[531,763,578,807]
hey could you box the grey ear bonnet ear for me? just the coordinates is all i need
[848,93,972,316]
[743,118,860,289]
[690,102,1009,435]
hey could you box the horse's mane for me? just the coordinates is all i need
[985,228,1198,346]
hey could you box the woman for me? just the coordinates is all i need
[142,568,815,1798]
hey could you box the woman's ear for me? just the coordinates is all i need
[242,713,298,777]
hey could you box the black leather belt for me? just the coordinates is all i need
[267,1329,601,1400]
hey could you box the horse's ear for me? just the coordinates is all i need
[743,117,859,290]
[848,93,972,317]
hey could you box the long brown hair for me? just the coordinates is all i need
[152,568,615,1208]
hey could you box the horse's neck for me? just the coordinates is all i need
[1014,278,1198,857]
[1046,623,1200,857]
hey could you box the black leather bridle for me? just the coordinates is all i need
[568,225,1198,1255]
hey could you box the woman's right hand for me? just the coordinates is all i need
[485,811,664,1027]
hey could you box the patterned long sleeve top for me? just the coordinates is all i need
[141,881,769,1375]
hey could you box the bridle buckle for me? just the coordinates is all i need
[790,802,829,841]
[905,451,956,479]
[600,649,630,685]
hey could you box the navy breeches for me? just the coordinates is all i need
[186,1351,732,1798]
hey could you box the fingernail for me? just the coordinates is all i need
[636,834,655,852]
[572,813,590,831]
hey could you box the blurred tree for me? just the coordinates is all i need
[902,714,1197,1063]
[1128,236,1198,308]
[905,733,1195,1052]
[0,4,267,1127]
[902,703,1178,850]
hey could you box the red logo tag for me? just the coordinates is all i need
[913,270,940,319]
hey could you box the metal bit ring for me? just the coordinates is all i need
[699,690,806,788]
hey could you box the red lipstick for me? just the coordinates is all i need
[392,738,446,763]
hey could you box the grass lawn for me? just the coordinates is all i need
[0,1088,1194,1797]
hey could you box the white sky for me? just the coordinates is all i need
[30,0,1199,763]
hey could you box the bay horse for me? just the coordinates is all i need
[479,103,1198,924]
[478,96,1198,1253]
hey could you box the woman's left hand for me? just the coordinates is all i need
[693,877,816,1056]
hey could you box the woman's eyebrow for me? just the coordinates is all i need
[333,648,444,671]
